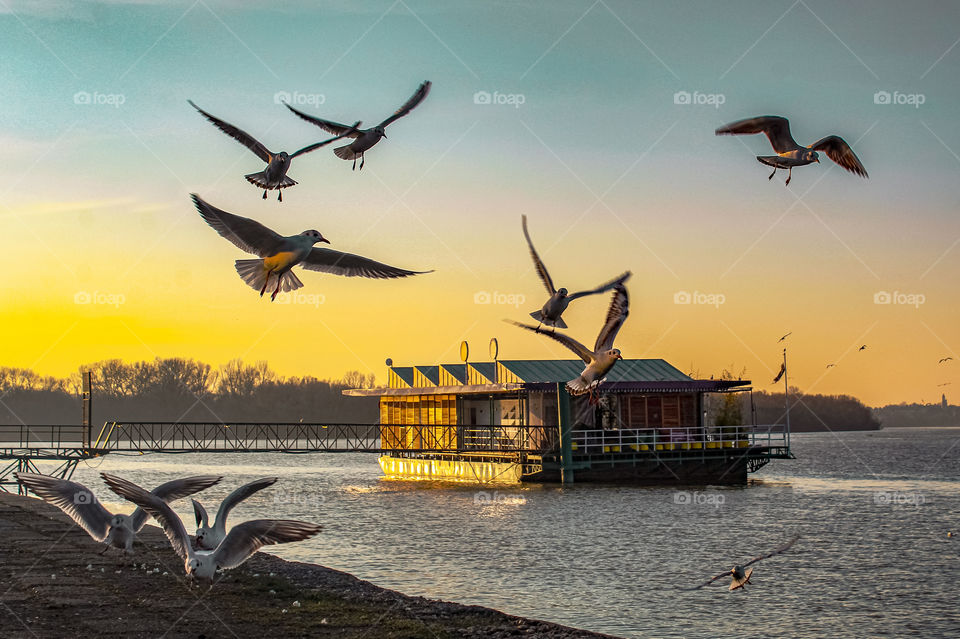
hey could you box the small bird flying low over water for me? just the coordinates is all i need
[285,80,431,171]
[188,100,359,201]
[192,194,431,301]
[509,284,629,401]
[102,474,321,582]
[716,116,868,185]
[688,535,799,591]
[522,215,630,331]
[15,472,221,555]
[193,477,277,551]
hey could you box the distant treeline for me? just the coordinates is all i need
[872,402,960,428]
[739,390,881,432]
[0,359,378,425]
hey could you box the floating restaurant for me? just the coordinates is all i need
[344,348,793,485]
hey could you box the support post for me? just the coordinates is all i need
[556,383,574,484]
[782,349,791,450]
[81,370,92,450]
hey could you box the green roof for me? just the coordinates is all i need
[440,364,467,383]
[468,362,497,382]
[497,359,691,383]
[414,365,440,384]
[390,367,415,386]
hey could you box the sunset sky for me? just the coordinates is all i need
[1,0,958,407]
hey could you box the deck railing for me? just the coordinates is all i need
[570,424,788,453]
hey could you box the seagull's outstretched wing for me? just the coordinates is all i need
[212,519,322,571]
[686,569,734,590]
[715,116,798,153]
[129,475,222,532]
[810,136,868,178]
[284,103,362,138]
[102,473,193,561]
[301,248,432,279]
[214,477,277,529]
[594,285,629,352]
[193,499,209,528]
[188,100,271,163]
[742,535,800,568]
[568,271,631,302]
[521,215,556,295]
[290,122,362,158]
[507,320,593,364]
[379,81,432,128]
[15,472,113,542]
[192,194,287,258]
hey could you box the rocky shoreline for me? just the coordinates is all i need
[0,492,619,638]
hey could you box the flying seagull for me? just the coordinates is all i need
[939,357,953,364]
[777,332,792,343]
[859,345,868,351]
[826,363,836,369]
[716,116,868,185]
[14,472,221,555]
[508,284,628,401]
[193,477,277,551]
[103,473,321,582]
[772,362,786,384]
[688,535,799,591]
[522,215,630,331]
[285,80,431,171]
[192,194,431,301]
[188,100,359,201]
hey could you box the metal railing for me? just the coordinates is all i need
[569,424,789,454]
[0,425,88,457]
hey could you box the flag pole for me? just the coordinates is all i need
[782,348,790,448]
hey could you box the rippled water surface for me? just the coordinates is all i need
[50,427,960,638]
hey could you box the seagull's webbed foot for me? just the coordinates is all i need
[278,190,283,202]
[351,158,357,171]
[262,190,267,200]
[785,168,792,186]
[270,279,282,301]
[359,155,365,170]
[768,167,777,181]
[98,544,110,556]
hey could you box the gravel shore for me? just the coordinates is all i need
[0,491,619,638]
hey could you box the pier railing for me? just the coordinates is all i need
[569,423,789,454]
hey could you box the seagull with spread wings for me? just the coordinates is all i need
[939,357,954,364]
[192,194,431,301]
[522,215,630,331]
[188,100,358,201]
[509,284,628,401]
[102,474,320,582]
[193,477,277,551]
[14,472,221,555]
[285,81,431,171]
[688,536,799,591]
[716,116,868,185]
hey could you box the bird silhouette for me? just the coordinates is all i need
[939,357,953,364]
[688,536,799,591]
[777,332,792,343]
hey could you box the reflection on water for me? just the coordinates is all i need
[33,427,960,639]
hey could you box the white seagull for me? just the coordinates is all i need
[192,194,432,301]
[522,215,630,331]
[188,100,359,201]
[14,472,221,555]
[102,473,321,582]
[716,116,868,185]
[508,284,629,401]
[688,535,799,591]
[285,80,431,171]
[192,477,277,551]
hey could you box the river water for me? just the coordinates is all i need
[46,427,960,638]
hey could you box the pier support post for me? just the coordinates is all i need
[81,371,92,450]
[556,383,574,484]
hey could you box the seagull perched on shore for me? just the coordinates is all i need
[521,215,630,331]
[103,474,321,582]
[716,116,868,185]
[14,472,221,555]
[193,477,277,551]
[188,100,358,201]
[192,194,431,301]
[508,285,628,401]
[285,81,431,171]
[688,536,799,591]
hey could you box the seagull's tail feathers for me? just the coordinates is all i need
[333,144,360,160]
[244,172,297,190]
[529,310,567,329]
[235,260,305,295]
[281,271,304,293]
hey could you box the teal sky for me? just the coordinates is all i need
[2,0,959,406]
